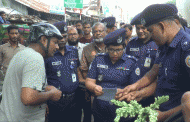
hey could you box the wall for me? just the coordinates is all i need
[176,0,190,26]
[0,0,28,15]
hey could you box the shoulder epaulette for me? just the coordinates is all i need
[67,45,78,50]
[96,53,106,56]
[125,55,138,62]
[181,35,190,51]
[130,36,138,41]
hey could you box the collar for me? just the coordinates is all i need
[66,42,85,49]
[136,37,153,44]
[92,41,105,52]
[54,45,72,56]
[184,26,190,34]
[105,53,126,62]
[77,42,85,49]
[120,53,127,61]
[169,28,184,48]
[7,42,21,47]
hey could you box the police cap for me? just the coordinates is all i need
[141,4,178,27]
[101,17,116,28]
[130,13,142,25]
[104,28,126,46]
[53,21,67,34]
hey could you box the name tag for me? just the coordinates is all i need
[72,73,77,82]
[97,64,108,69]
[159,62,162,67]
[52,61,62,66]
[130,48,139,51]
[144,57,151,67]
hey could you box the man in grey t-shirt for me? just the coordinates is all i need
[0,23,63,121]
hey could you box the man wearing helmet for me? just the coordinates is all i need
[0,22,63,122]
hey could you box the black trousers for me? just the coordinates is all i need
[47,93,82,122]
[76,87,92,122]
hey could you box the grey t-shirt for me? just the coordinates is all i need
[0,48,47,122]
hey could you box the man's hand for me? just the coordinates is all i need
[125,91,144,102]
[45,85,62,101]
[93,85,104,96]
[115,88,124,100]
[156,110,166,122]
[115,84,138,101]
[123,84,138,94]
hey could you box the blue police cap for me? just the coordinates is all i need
[101,17,116,28]
[141,4,178,27]
[53,21,67,34]
[130,13,142,25]
[104,28,126,46]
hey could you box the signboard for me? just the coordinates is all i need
[50,5,65,15]
[64,0,83,9]
[49,0,65,15]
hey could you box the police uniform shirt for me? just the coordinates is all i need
[87,53,140,122]
[154,29,190,111]
[45,45,79,94]
[125,37,158,78]
[87,53,140,89]
[184,26,190,35]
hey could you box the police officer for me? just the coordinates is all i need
[45,30,82,121]
[124,13,158,106]
[119,4,190,122]
[53,21,68,37]
[85,28,140,122]
[126,13,158,79]
[101,17,117,34]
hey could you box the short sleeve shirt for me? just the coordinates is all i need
[0,48,47,122]
[80,41,106,71]
[80,36,93,44]
[0,42,25,75]
[45,45,80,94]
[87,53,140,89]
[125,37,158,78]
[155,29,190,111]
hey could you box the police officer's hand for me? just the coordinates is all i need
[45,85,62,101]
[122,91,143,102]
[115,88,124,100]
[123,84,138,95]
[93,85,104,96]
[156,110,166,122]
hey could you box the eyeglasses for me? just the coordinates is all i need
[68,33,78,36]
[108,48,124,53]
[93,30,105,34]
[9,33,19,35]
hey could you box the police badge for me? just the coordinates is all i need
[70,61,74,69]
[141,18,146,25]
[64,25,67,32]
[98,74,103,82]
[135,68,140,76]
[117,36,122,43]
[57,70,61,77]
[185,55,190,68]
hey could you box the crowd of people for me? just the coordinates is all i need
[0,3,190,122]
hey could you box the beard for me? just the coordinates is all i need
[94,38,104,43]
[58,42,66,50]
[68,39,79,46]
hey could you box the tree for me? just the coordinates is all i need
[166,0,176,5]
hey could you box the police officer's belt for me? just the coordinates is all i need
[61,92,75,99]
